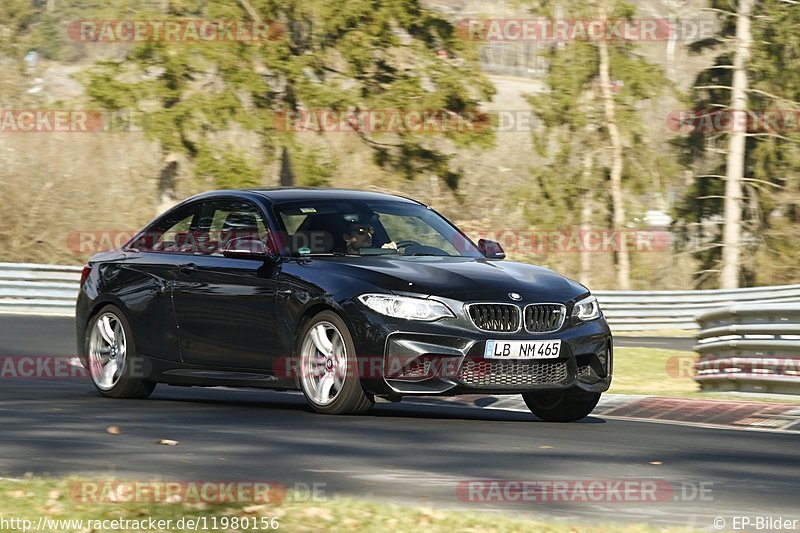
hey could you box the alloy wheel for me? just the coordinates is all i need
[88,312,127,391]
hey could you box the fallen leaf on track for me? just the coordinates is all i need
[242,504,270,514]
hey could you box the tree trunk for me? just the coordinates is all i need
[579,89,596,287]
[666,13,677,79]
[720,0,753,289]
[157,156,179,215]
[579,155,593,287]
[279,147,294,186]
[597,26,630,290]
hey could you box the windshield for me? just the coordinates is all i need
[274,200,482,258]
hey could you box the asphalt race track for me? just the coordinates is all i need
[1,315,798,529]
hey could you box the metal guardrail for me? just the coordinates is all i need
[0,263,82,315]
[693,303,800,394]
[3,263,800,334]
[595,285,800,331]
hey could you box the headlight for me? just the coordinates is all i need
[358,294,454,321]
[572,295,601,321]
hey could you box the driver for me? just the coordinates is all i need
[343,223,397,254]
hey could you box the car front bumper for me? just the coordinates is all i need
[345,302,613,398]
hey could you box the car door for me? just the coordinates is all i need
[120,202,201,362]
[171,198,282,370]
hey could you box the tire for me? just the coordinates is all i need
[522,389,600,422]
[85,305,156,399]
[297,310,374,415]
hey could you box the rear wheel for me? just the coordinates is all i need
[522,389,600,422]
[298,310,373,415]
[86,305,155,399]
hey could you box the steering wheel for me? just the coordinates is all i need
[394,240,450,257]
[395,240,422,249]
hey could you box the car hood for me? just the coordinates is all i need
[305,256,588,303]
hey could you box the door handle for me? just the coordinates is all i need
[178,263,198,273]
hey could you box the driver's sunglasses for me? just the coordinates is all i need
[354,226,374,235]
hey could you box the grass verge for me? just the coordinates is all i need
[611,347,800,403]
[0,477,697,533]
[611,347,698,397]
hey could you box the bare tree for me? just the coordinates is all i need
[579,90,597,287]
[596,14,630,290]
[720,0,753,289]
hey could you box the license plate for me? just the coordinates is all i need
[484,339,562,360]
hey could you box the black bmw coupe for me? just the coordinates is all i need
[76,188,612,421]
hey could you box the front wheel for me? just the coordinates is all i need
[522,389,600,422]
[297,310,374,415]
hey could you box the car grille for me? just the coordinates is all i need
[578,364,592,377]
[395,360,432,379]
[524,304,566,333]
[458,359,569,388]
[467,304,521,332]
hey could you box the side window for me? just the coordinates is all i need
[130,204,198,253]
[194,200,270,256]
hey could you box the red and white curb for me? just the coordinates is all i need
[406,394,800,433]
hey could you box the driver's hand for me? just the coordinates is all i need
[381,241,398,250]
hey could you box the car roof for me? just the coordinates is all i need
[244,187,423,205]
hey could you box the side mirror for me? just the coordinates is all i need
[222,235,278,261]
[478,238,506,260]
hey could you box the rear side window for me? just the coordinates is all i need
[206,202,269,241]
[129,204,198,253]
[189,200,270,256]
[129,200,270,255]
